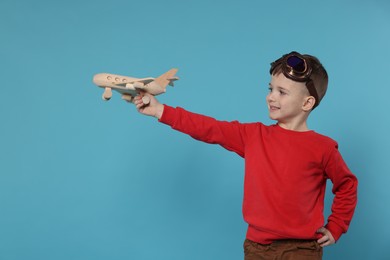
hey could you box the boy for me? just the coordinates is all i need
[129,51,358,260]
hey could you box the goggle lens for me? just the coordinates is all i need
[287,55,306,73]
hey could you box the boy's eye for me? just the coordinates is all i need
[280,90,286,95]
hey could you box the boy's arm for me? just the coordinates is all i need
[131,93,247,157]
[323,145,358,243]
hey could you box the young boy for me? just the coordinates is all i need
[129,51,358,260]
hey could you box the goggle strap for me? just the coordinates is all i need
[306,80,319,109]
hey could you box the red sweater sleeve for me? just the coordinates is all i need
[324,144,358,242]
[159,105,246,157]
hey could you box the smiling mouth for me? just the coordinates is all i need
[269,105,280,111]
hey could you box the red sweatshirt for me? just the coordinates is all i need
[159,105,358,244]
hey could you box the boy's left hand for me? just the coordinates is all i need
[316,227,335,247]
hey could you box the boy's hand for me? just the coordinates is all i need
[316,227,335,247]
[124,93,164,119]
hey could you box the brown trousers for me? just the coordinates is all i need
[244,239,323,260]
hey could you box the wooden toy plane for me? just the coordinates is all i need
[93,68,179,104]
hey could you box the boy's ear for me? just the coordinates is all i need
[303,96,316,112]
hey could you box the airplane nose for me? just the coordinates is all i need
[93,73,106,85]
[92,74,99,84]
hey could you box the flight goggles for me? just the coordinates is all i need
[270,51,319,108]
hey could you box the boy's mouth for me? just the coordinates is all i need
[269,105,280,111]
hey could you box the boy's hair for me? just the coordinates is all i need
[270,51,328,109]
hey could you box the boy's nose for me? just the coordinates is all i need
[267,93,275,102]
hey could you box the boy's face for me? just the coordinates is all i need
[267,73,311,127]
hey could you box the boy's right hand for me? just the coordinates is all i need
[126,93,164,119]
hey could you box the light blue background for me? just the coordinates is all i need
[1,0,389,259]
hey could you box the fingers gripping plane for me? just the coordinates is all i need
[92,68,179,104]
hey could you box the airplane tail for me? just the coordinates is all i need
[154,68,179,89]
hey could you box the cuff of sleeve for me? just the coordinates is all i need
[158,104,176,125]
[325,221,344,242]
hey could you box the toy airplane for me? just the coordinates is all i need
[93,68,179,104]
